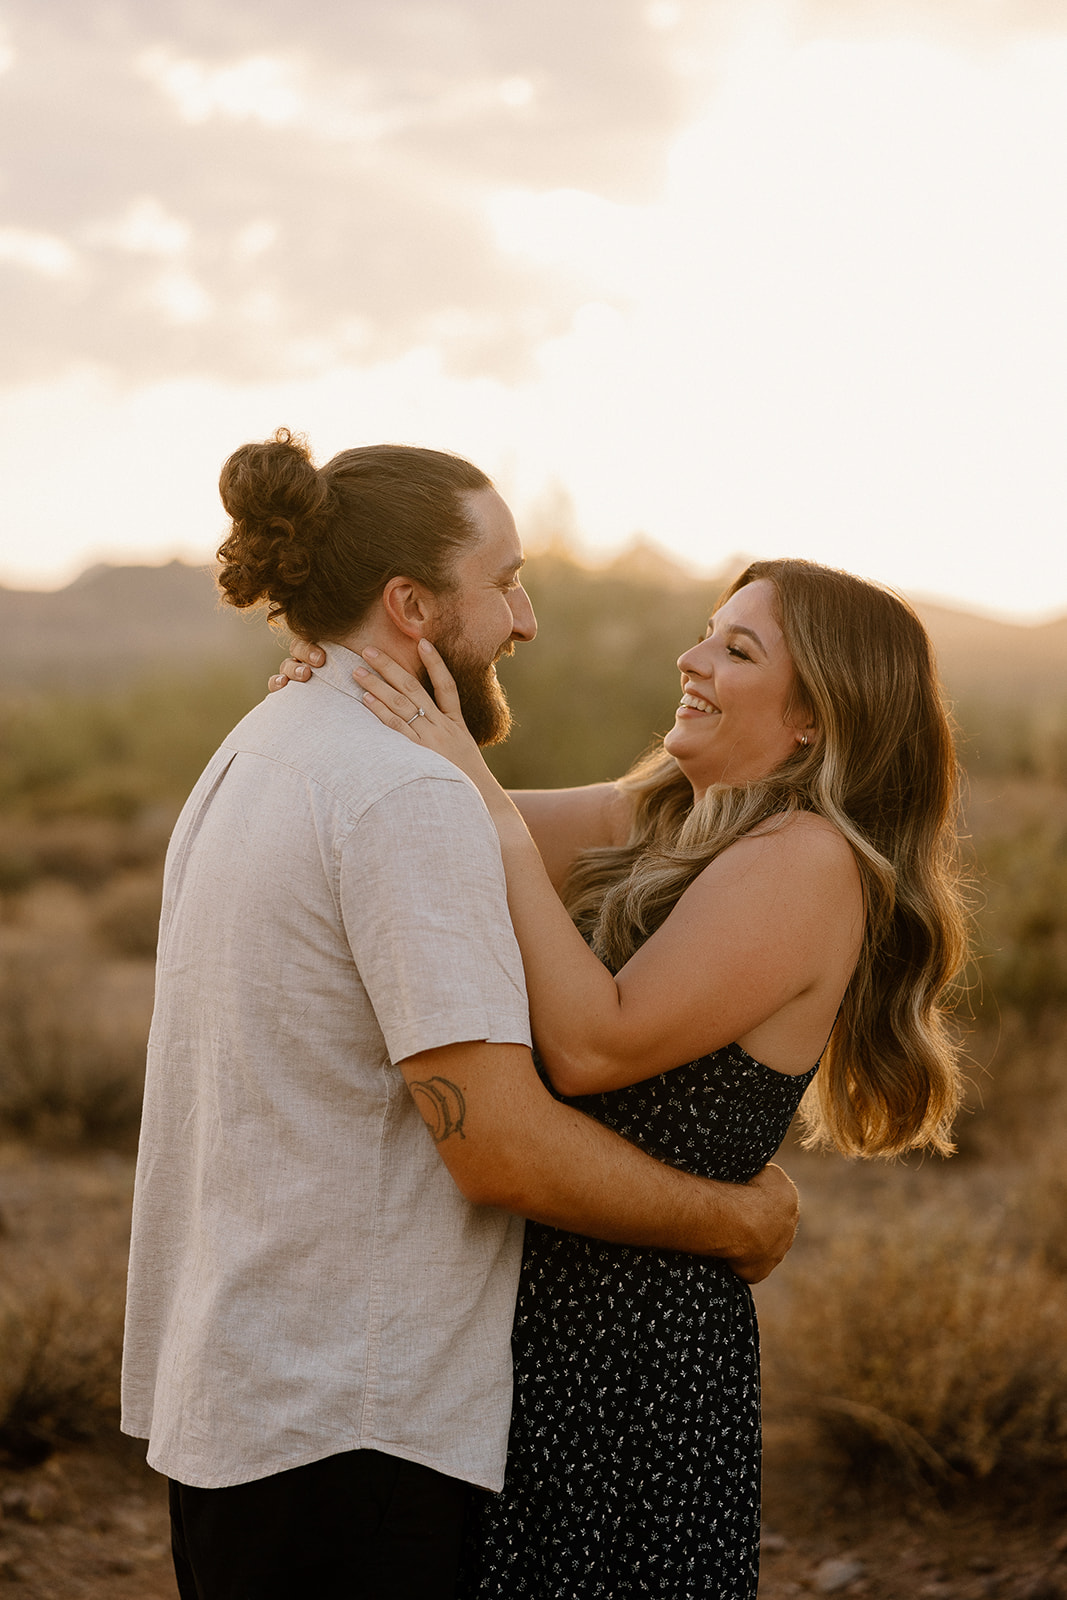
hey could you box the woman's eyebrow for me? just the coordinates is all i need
[717,621,767,652]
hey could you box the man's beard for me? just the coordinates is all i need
[427,620,514,747]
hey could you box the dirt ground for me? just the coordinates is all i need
[1,1425,1066,1598]
[2,1147,1066,1598]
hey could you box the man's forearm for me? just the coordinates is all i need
[483,1095,796,1279]
[402,1042,798,1282]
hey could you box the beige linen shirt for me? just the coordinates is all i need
[121,646,531,1491]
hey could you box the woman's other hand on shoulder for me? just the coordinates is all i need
[267,640,326,692]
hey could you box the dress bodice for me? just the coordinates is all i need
[561,1043,818,1186]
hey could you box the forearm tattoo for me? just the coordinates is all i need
[409,1077,468,1143]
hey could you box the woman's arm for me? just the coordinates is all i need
[510,784,631,892]
[358,641,864,1094]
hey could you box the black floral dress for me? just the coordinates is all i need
[458,1044,817,1600]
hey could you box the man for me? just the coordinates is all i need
[122,432,797,1599]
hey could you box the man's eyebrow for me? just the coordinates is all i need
[491,556,525,579]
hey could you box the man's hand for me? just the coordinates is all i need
[725,1163,800,1284]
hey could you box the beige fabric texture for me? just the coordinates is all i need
[121,646,531,1491]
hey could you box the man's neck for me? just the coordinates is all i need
[327,620,422,680]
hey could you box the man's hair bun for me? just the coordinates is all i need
[217,428,330,616]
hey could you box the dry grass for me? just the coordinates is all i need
[0,1266,126,1463]
[761,1203,1067,1493]
[0,912,153,1146]
[0,813,172,893]
[93,870,163,959]
[0,1146,133,1462]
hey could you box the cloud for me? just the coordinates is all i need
[0,0,693,385]
[136,48,303,127]
[0,225,80,278]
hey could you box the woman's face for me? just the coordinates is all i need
[663,579,807,799]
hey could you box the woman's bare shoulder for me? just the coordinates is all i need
[747,808,850,846]
[725,809,860,887]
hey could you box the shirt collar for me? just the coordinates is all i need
[314,642,412,706]
[313,643,370,702]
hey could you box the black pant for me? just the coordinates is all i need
[169,1448,469,1599]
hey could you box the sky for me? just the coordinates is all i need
[1,0,1066,620]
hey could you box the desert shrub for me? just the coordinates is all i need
[94,870,163,958]
[974,823,1067,1011]
[958,696,1067,784]
[0,663,271,820]
[1005,1124,1067,1278]
[762,1212,1067,1491]
[0,944,146,1144]
[0,1264,125,1461]
[0,813,173,892]
[959,1010,1067,1158]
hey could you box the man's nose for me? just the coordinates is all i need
[510,585,537,642]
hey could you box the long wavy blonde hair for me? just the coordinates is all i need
[564,558,969,1159]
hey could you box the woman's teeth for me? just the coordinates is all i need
[680,692,717,714]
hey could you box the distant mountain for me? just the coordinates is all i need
[0,561,279,690]
[1,557,1064,705]
[909,597,1067,706]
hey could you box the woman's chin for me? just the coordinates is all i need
[663,723,697,761]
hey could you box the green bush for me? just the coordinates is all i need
[958,696,1067,784]
[487,551,711,789]
[0,814,173,892]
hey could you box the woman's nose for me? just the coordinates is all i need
[677,639,709,675]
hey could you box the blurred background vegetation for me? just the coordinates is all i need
[0,546,1065,1512]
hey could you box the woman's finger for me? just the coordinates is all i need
[281,657,313,682]
[358,647,427,703]
[359,689,423,741]
[267,655,313,691]
[353,664,425,722]
[416,639,463,719]
[291,639,326,667]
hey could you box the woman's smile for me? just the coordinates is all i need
[678,690,718,716]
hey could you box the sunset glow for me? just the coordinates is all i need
[1,1,1065,619]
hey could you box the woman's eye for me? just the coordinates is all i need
[727,645,750,661]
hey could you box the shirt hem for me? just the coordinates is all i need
[124,1424,506,1493]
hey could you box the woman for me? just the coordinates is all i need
[280,559,967,1597]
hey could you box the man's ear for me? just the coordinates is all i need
[380,575,436,641]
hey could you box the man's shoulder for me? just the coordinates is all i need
[222,683,483,821]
